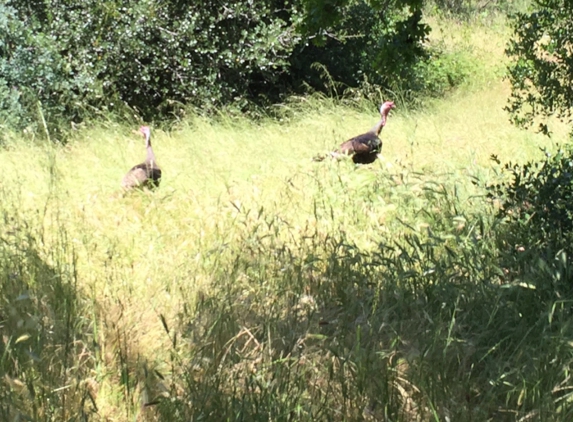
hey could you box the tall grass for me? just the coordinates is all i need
[1,11,573,422]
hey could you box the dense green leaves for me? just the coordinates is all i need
[506,0,573,135]
[488,147,573,260]
[2,0,300,128]
[503,0,573,267]
[0,4,88,131]
[0,0,438,136]
[290,2,430,94]
[299,0,424,35]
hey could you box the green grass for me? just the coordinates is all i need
[2,12,573,422]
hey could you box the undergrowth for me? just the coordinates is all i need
[0,186,97,420]
[153,168,573,421]
[3,157,573,420]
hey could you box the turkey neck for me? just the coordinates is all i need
[145,133,156,164]
[370,113,387,136]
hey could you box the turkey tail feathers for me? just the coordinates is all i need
[313,151,344,162]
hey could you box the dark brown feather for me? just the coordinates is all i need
[337,131,382,164]
[319,101,395,165]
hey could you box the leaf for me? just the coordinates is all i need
[15,333,31,344]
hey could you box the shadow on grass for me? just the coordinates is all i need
[0,201,97,420]
[153,173,573,422]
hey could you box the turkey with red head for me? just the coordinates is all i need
[314,101,396,164]
[121,126,162,190]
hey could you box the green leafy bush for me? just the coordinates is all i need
[0,4,91,134]
[290,4,430,94]
[2,0,300,132]
[1,0,436,136]
[506,0,573,135]
[487,146,573,260]
[413,47,473,96]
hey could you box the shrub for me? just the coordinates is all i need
[413,47,473,96]
[1,0,437,135]
[506,0,573,136]
[487,146,573,262]
[289,5,432,99]
[1,0,300,133]
[0,4,91,135]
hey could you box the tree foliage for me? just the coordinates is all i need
[291,3,431,95]
[1,0,300,131]
[299,0,423,35]
[0,0,435,137]
[498,0,573,273]
[506,0,573,135]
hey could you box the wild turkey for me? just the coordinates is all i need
[121,126,162,190]
[315,101,396,164]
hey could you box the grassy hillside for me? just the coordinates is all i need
[1,13,573,422]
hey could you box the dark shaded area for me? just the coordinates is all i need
[0,203,97,420]
[487,146,573,265]
[288,7,429,94]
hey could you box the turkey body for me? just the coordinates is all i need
[315,101,395,164]
[121,126,162,190]
[338,132,382,164]
[122,162,162,189]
